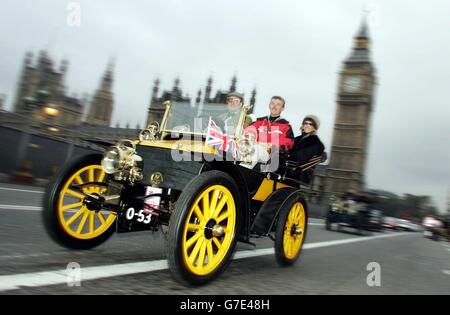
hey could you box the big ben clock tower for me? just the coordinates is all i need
[324,19,377,197]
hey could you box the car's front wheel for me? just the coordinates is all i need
[42,154,117,249]
[166,170,241,285]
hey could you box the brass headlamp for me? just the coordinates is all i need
[101,139,143,182]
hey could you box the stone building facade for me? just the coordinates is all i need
[12,51,85,127]
[84,62,115,127]
[146,75,256,127]
[12,50,116,128]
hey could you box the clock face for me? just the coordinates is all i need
[344,76,362,93]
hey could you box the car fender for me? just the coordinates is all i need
[251,188,305,235]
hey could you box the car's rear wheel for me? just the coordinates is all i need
[42,154,117,249]
[166,170,241,285]
[275,195,308,266]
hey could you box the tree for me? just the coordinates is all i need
[373,193,438,221]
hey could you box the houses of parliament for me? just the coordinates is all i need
[10,50,255,130]
[3,19,377,199]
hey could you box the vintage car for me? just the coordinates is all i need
[325,193,381,234]
[42,101,326,285]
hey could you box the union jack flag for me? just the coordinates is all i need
[205,119,239,159]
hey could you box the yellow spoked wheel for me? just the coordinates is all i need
[43,154,117,249]
[167,171,240,285]
[282,202,305,259]
[275,196,308,266]
[58,165,116,240]
[182,185,236,276]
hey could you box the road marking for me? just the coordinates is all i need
[303,232,411,248]
[0,253,52,260]
[442,270,450,276]
[235,232,410,258]
[0,232,410,292]
[0,205,112,215]
[0,205,42,211]
[0,206,339,227]
[0,187,44,194]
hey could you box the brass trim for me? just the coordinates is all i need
[159,101,172,140]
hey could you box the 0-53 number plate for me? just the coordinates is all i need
[116,186,162,233]
[117,207,157,233]
[125,207,153,224]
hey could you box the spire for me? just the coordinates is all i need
[195,89,202,105]
[148,77,160,121]
[346,17,371,64]
[250,87,256,107]
[356,17,369,39]
[85,61,114,127]
[13,51,34,113]
[172,77,181,100]
[229,74,237,92]
[173,77,180,92]
[101,60,114,91]
[37,50,53,69]
[38,50,47,64]
[59,59,68,74]
[151,78,160,102]
[24,51,33,67]
[204,75,213,103]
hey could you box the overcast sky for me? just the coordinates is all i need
[0,0,449,212]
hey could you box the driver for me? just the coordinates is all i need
[217,92,252,135]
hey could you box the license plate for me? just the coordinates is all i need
[116,186,162,233]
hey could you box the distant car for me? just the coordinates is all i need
[325,197,381,235]
[396,219,420,232]
[423,216,450,241]
[382,216,399,230]
[405,221,422,232]
[366,208,383,232]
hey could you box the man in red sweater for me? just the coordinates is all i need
[242,96,294,170]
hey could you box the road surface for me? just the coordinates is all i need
[0,183,449,295]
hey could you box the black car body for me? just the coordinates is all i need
[325,197,381,234]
